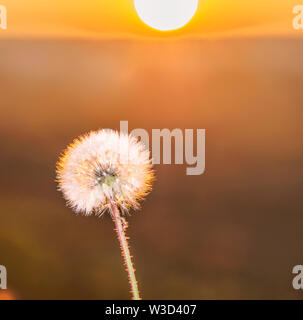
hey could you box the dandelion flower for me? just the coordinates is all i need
[57,129,153,216]
[56,129,154,300]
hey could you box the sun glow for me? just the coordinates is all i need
[134,0,199,31]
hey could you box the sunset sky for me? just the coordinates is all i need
[0,0,301,38]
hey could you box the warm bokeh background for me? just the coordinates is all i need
[0,0,303,299]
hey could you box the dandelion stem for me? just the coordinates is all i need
[110,203,141,300]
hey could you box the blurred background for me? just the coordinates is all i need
[0,0,303,299]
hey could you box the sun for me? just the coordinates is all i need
[134,0,199,32]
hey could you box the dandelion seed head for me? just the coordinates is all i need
[56,129,154,215]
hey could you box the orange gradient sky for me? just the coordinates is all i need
[0,0,301,38]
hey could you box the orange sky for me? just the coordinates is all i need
[0,0,301,38]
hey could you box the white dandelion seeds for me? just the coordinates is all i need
[57,129,154,216]
[56,129,154,300]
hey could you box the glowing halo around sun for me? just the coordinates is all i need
[134,0,199,31]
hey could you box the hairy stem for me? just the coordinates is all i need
[110,203,141,300]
